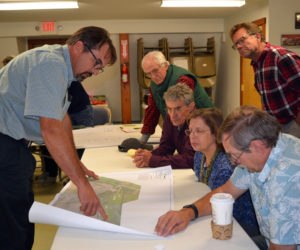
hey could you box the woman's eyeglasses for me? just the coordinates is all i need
[185,129,210,136]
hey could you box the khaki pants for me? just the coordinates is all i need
[282,120,300,139]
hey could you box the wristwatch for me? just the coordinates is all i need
[182,204,198,220]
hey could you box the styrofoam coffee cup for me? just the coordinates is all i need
[210,193,234,225]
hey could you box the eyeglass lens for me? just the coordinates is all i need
[84,43,104,72]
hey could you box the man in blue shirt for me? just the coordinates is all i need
[0,26,116,249]
[155,106,300,250]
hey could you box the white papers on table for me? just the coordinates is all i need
[119,124,142,133]
[72,124,161,148]
[29,166,173,237]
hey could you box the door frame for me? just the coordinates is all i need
[27,38,68,50]
[240,18,266,105]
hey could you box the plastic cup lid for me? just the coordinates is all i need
[210,193,234,204]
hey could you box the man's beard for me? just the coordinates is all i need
[75,71,93,82]
[239,47,258,61]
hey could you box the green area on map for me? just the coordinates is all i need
[52,176,141,225]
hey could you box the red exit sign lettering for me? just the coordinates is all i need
[42,22,55,32]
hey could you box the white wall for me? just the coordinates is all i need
[215,0,269,116]
[0,19,224,37]
[0,19,224,122]
[82,34,122,122]
[269,0,300,55]
[0,38,19,69]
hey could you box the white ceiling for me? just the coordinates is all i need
[0,0,262,22]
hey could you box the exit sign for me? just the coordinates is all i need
[42,22,55,32]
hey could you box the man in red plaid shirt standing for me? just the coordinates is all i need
[230,22,300,138]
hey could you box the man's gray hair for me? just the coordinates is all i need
[163,83,194,106]
[218,105,281,151]
[141,51,169,70]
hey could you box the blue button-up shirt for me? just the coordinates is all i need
[0,44,73,143]
[231,133,300,247]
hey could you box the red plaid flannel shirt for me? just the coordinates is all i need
[141,75,195,135]
[252,43,300,124]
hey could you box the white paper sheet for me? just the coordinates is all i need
[29,166,173,238]
[72,124,161,148]
[29,202,158,238]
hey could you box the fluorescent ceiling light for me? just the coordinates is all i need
[161,0,245,7]
[0,1,78,10]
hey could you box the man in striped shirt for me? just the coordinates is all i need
[230,22,300,138]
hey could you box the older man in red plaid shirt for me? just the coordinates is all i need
[230,22,300,138]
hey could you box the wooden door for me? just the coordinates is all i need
[240,18,266,108]
[119,33,131,124]
[28,38,67,49]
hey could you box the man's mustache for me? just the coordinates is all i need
[75,72,93,82]
[81,72,93,78]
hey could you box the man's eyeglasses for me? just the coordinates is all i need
[232,33,256,50]
[145,63,164,78]
[185,128,210,137]
[226,151,244,165]
[83,43,104,72]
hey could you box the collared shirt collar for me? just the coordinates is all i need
[62,44,74,88]
[257,134,282,183]
[176,119,188,132]
[251,42,270,66]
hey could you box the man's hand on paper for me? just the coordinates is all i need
[77,180,108,220]
[79,162,99,180]
[155,209,193,237]
[132,148,152,168]
[78,162,108,220]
